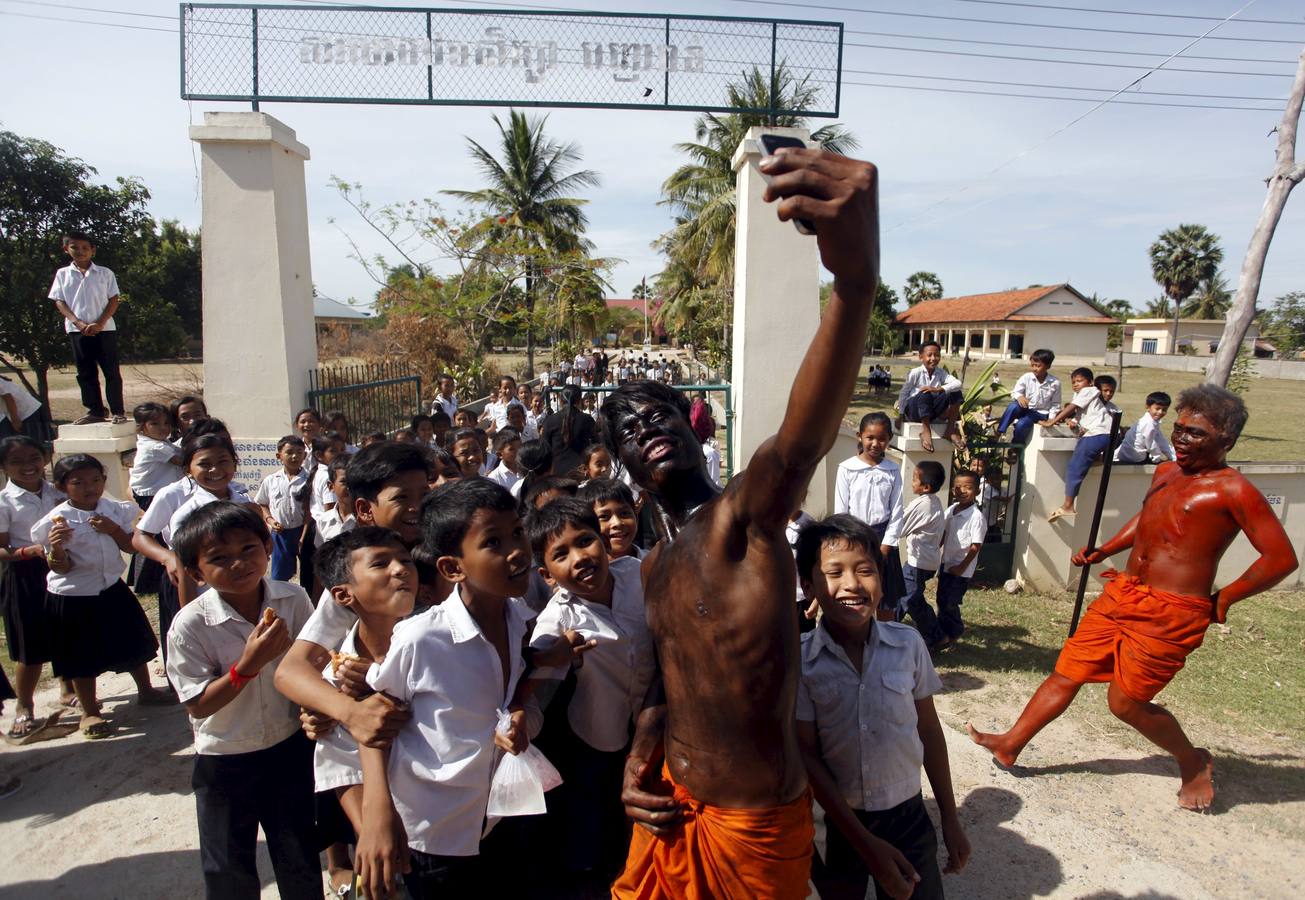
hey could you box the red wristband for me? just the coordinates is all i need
[228,664,254,689]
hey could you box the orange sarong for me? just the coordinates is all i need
[611,763,814,900]
[1055,572,1214,703]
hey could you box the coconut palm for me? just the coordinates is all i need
[1183,270,1233,320]
[1148,224,1223,353]
[444,110,600,375]
[904,271,944,306]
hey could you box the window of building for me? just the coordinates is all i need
[1141,338,1158,354]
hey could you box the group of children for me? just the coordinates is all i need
[2,374,977,900]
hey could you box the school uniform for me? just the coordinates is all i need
[898,493,945,640]
[168,484,254,546]
[529,556,655,876]
[366,587,534,896]
[136,478,198,664]
[31,497,157,679]
[798,619,946,900]
[834,456,906,608]
[255,469,309,582]
[48,261,125,418]
[1065,387,1112,498]
[166,579,319,900]
[0,480,65,666]
[312,506,355,549]
[896,365,962,423]
[0,376,48,442]
[487,461,523,492]
[313,622,366,849]
[1114,414,1176,464]
[996,371,1061,444]
[702,441,722,487]
[430,393,459,421]
[937,502,986,641]
[128,435,182,593]
[786,511,816,630]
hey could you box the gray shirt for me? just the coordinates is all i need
[796,619,942,812]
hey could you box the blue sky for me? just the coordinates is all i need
[2,0,1302,314]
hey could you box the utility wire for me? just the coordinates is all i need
[951,0,1305,27]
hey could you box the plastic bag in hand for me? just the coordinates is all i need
[486,709,563,817]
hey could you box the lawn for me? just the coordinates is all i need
[849,356,1297,463]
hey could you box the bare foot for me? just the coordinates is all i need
[1178,748,1215,812]
[947,427,966,449]
[79,715,111,740]
[966,722,1020,769]
[919,425,935,453]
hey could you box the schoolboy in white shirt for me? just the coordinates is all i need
[313,457,356,547]
[995,349,1060,445]
[896,341,964,452]
[1115,391,1176,464]
[487,427,524,491]
[48,231,126,425]
[936,472,987,648]
[1043,368,1115,522]
[255,435,310,582]
[355,478,536,899]
[795,515,969,900]
[898,461,947,644]
[525,498,656,886]
[167,502,319,899]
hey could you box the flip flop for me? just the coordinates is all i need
[6,712,35,740]
[5,710,67,747]
[59,696,80,711]
[79,715,112,740]
[1048,509,1076,523]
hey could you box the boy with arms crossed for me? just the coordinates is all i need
[603,148,917,898]
[971,386,1297,810]
[796,515,969,899]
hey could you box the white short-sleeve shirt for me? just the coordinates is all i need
[366,588,532,857]
[834,456,904,544]
[795,620,942,812]
[313,508,356,548]
[1071,386,1111,437]
[166,579,315,755]
[135,477,196,543]
[314,622,365,792]
[1011,372,1062,413]
[0,480,65,548]
[528,556,655,752]
[31,496,140,595]
[900,493,945,571]
[0,377,41,423]
[255,469,308,529]
[297,586,357,649]
[309,465,334,518]
[49,262,119,333]
[130,435,182,498]
[942,502,987,578]
[487,462,522,491]
[167,485,253,546]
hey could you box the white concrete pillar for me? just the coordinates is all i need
[1013,424,1086,591]
[889,427,954,513]
[963,327,972,356]
[945,328,953,355]
[729,126,827,512]
[1001,327,1010,357]
[982,326,990,358]
[190,112,318,489]
[52,421,135,503]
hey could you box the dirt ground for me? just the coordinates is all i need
[2,661,1301,899]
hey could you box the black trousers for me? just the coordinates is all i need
[812,793,946,900]
[69,331,124,417]
[192,731,321,900]
[403,849,484,898]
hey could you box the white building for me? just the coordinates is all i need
[1123,318,1265,357]
[895,284,1115,360]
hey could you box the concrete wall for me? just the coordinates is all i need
[1106,351,1305,381]
[1022,321,1107,361]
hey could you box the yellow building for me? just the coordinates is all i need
[895,284,1115,360]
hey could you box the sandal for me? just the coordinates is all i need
[1048,508,1077,523]
[7,710,68,746]
[7,711,34,740]
[60,695,80,711]
[79,715,112,740]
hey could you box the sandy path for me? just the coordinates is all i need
[2,669,1302,899]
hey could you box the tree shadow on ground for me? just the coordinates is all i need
[938,622,1061,677]
[0,846,284,898]
[0,689,193,827]
[933,786,1063,900]
[938,671,986,694]
[1013,751,1305,813]
[1077,892,1185,900]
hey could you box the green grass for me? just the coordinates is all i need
[851,357,1299,463]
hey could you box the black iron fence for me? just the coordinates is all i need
[306,361,421,437]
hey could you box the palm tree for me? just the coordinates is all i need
[444,110,600,375]
[1148,224,1223,354]
[903,271,944,306]
[1184,270,1233,319]
[659,65,858,287]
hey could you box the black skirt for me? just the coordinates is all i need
[1,555,53,664]
[46,579,158,679]
[0,665,14,702]
[868,520,907,610]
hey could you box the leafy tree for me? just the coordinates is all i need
[1261,290,1305,353]
[0,129,156,407]
[1148,224,1223,352]
[1098,297,1133,350]
[903,271,943,306]
[1183,270,1232,319]
[119,219,202,341]
[443,111,600,376]
[631,281,652,300]
[1145,296,1173,318]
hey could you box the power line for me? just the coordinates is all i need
[711,0,1303,43]
[843,78,1277,111]
[951,0,1305,27]
[841,68,1285,102]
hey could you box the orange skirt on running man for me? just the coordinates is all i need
[611,762,814,900]
[1055,571,1214,703]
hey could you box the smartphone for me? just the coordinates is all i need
[758,133,816,236]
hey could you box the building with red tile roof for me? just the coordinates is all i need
[894,283,1116,360]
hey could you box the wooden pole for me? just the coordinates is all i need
[1069,409,1124,637]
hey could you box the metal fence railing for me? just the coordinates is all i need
[306,361,421,437]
